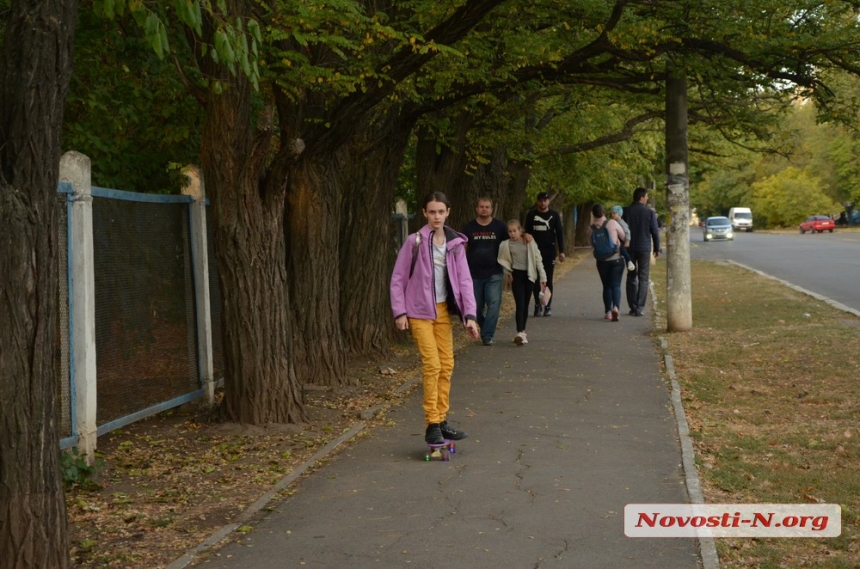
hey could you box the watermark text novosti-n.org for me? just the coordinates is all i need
[624,504,841,538]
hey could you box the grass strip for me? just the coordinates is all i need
[652,259,860,568]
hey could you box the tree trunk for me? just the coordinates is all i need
[665,68,693,331]
[445,146,504,229]
[415,119,472,208]
[571,203,592,247]
[200,0,305,424]
[284,153,348,386]
[496,156,532,223]
[0,0,77,565]
[339,109,415,356]
[416,115,532,229]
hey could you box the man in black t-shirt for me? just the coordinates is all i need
[462,198,509,345]
[524,192,565,316]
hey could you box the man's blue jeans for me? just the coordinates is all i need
[473,273,503,342]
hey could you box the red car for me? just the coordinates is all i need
[799,215,835,234]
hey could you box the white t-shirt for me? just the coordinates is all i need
[433,240,447,302]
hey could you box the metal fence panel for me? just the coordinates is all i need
[57,190,72,439]
[90,194,198,426]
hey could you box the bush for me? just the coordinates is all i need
[60,448,104,489]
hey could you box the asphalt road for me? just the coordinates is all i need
[685,228,860,312]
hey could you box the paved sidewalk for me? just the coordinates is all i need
[190,259,702,568]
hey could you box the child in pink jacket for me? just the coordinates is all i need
[390,192,478,445]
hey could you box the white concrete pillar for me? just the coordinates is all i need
[60,151,98,463]
[181,166,215,406]
[395,199,409,247]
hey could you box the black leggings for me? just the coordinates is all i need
[512,270,531,333]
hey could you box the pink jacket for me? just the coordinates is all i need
[390,225,477,324]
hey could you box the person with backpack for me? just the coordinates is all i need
[390,192,479,446]
[588,203,627,321]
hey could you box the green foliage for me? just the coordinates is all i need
[63,7,202,192]
[694,166,755,218]
[93,0,262,90]
[695,89,860,225]
[61,449,104,489]
[530,96,662,206]
[826,133,860,207]
[265,0,375,101]
[751,166,839,227]
[70,0,860,212]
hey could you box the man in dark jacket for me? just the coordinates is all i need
[525,192,565,316]
[622,187,661,316]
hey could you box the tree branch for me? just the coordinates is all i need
[171,52,208,106]
[539,110,662,158]
[316,0,506,154]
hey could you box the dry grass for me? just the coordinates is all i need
[652,260,860,568]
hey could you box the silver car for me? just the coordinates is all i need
[703,216,734,241]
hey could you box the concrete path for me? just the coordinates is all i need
[191,258,702,568]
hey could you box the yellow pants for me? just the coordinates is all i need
[409,303,455,425]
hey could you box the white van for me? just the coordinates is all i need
[728,207,753,232]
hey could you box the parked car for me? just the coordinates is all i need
[799,215,835,234]
[703,216,734,241]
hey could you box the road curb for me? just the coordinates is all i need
[651,283,721,569]
[726,261,860,317]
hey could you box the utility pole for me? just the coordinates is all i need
[665,67,693,331]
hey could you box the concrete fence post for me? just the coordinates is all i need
[60,151,98,463]
[395,199,409,247]
[181,166,216,407]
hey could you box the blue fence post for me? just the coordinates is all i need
[60,151,98,463]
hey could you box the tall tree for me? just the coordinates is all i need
[62,0,860,419]
[88,0,303,422]
[339,104,418,355]
[194,0,306,423]
[271,0,506,384]
[0,0,79,565]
